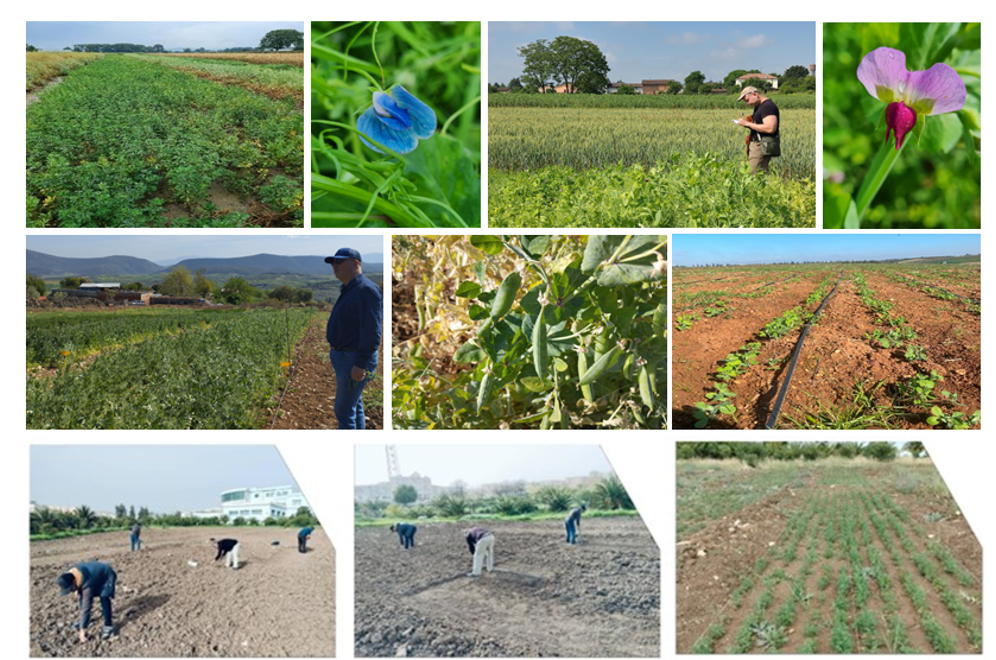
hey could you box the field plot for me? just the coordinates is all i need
[355,519,659,657]
[26,307,314,429]
[677,456,982,654]
[672,262,981,429]
[26,54,303,228]
[30,527,334,657]
[488,95,815,228]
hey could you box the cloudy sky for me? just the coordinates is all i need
[673,234,982,267]
[355,445,613,487]
[26,235,384,265]
[26,21,302,52]
[489,22,815,86]
[31,446,296,513]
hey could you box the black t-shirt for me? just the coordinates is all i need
[751,99,780,141]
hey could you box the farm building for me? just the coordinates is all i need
[640,79,676,94]
[735,72,779,89]
[355,472,450,503]
[607,81,644,94]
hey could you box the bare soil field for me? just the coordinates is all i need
[673,266,981,429]
[30,527,334,657]
[355,518,660,657]
[677,459,982,654]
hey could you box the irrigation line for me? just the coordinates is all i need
[894,275,980,305]
[765,276,843,429]
[748,274,797,293]
[672,275,737,288]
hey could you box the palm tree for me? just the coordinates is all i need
[75,505,97,529]
[595,475,634,510]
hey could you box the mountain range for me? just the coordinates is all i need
[27,250,383,279]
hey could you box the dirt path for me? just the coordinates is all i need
[30,527,334,657]
[27,77,65,107]
[264,315,384,430]
[355,518,660,657]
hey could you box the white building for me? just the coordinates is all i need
[354,473,450,503]
[188,485,309,523]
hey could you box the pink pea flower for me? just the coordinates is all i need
[856,47,966,150]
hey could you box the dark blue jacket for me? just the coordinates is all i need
[326,273,382,371]
[566,507,584,526]
[298,526,314,539]
[395,522,416,541]
[77,562,116,628]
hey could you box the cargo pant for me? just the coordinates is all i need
[748,141,771,175]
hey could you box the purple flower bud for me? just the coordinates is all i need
[884,101,917,150]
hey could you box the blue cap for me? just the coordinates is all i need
[325,248,362,263]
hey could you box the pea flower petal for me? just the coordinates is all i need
[856,46,967,151]
[357,85,437,154]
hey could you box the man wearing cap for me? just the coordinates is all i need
[565,504,586,544]
[298,526,314,553]
[56,561,117,642]
[735,86,780,174]
[465,526,495,577]
[325,248,383,430]
[391,522,417,549]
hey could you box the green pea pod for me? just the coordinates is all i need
[490,271,522,320]
[623,352,636,379]
[577,349,593,402]
[579,346,621,386]
[639,365,654,409]
[532,310,548,379]
[477,372,492,411]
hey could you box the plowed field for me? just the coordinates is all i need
[30,527,334,657]
[355,518,660,657]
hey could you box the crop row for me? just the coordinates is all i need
[855,275,981,429]
[130,54,304,98]
[27,308,249,368]
[26,309,313,429]
[488,155,815,229]
[26,52,102,91]
[691,484,980,653]
[27,55,303,228]
[489,107,815,178]
[488,93,816,110]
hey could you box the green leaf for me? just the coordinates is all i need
[823,189,859,229]
[469,235,504,255]
[919,113,963,154]
[581,235,666,286]
[455,281,482,298]
[519,376,552,392]
[468,304,489,321]
[403,134,481,228]
[519,235,551,259]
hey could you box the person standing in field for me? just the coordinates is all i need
[129,522,141,552]
[565,504,586,544]
[391,522,417,549]
[735,86,780,174]
[298,526,314,553]
[210,537,240,569]
[465,526,494,577]
[56,561,117,642]
[325,248,383,430]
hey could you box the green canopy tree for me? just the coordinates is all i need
[517,39,557,91]
[158,265,193,297]
[393,484,418,505]
[259,29,304,51]
[549,36,609,94]
[684,70,706,94]
[27,274,46,297]
[220,276,258,305]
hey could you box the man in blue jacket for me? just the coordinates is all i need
[57,561,117,642]
[390,522,417,549]
[325,248,383,430]
[298,526,314,553]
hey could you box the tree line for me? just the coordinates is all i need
[30,503,319,539]
[29,29,304,54]
[357,474,634,520]
[677,441,923,464]
[490,36,814,95]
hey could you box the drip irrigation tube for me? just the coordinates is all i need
[765,276,843,429]
[747,274,797,293]
[673,275,736,288]
[895,275,980,305]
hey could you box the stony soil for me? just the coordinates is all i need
[30,527,334,657]
[355,518,660,657]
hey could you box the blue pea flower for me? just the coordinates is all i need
[357,85,436,154]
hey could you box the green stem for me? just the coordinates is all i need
[854,137,908,221]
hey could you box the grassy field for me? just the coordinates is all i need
[26,54,303,228]
[488,95,816,228]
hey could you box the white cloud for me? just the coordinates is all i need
[735,34,774,49]
[667,32,710,46]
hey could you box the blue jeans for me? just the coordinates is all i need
[329,350,376,429]
[565,519,577,544]
[402,530,416,549]
[130,534,141,551]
